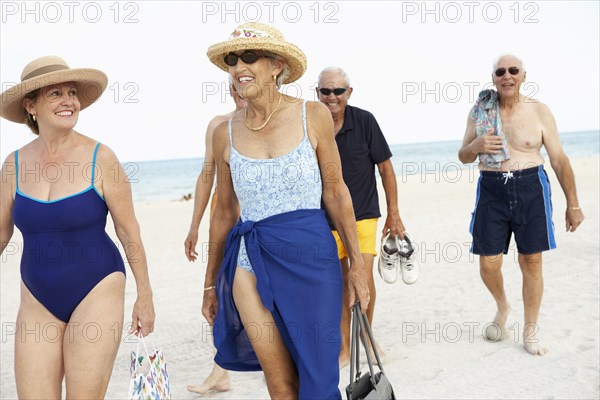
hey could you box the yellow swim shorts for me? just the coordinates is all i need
[331,218,378,259]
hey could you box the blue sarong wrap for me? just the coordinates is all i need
[470,89,511,168]
[213,208,343,399]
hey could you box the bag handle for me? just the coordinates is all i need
[349,303,385,390]
[354,304,377,388]
[356,305,386,373]
[348,302,361,386]
[132,325,155,374]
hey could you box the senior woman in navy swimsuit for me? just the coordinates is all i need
[0,56,155,398]
[203,23,370,398]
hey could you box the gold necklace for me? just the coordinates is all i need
[244,93,283,131]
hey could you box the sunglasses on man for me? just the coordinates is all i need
[495,66,520,77]
[224,51,271,67]
[316,87,349,96]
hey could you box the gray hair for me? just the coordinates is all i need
[318,67,351,87]
[276,64,291,88]
[492,54,525,71]
[266,53,290,88]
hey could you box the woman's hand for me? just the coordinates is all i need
[202,288,219,325]
[184,230,199,261]
[346,257,370,313]
[129,293,155,337]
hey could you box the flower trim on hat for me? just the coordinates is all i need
[230,28,271,40]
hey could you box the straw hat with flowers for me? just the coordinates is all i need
[207,22,307,84]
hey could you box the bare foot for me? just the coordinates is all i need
[484,303,511,342]
[187,364,231,394]
[524,341,549,356]
[523,326,549,356]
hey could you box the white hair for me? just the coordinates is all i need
[318,66,351,87]
[276,64,291,88]
[492,54,525,71]
[265,53,290,88]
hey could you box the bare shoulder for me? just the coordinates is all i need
[306,101,333,131]
[207,114,230,134]
[2,151,16,166]
[524,97,552,115]
[306,100,331,118]
[15,138,40,156]
[94,142,121,166]
[1,151,16,200]
[212,119,230,149]
[528,99,556,125]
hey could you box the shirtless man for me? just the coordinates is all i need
[184,83,246,393]
[458,54,585,355]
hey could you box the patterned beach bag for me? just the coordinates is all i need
[128,333,172,400]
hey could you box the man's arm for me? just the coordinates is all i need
[458,112,503,164]
[377,159,405,239]
[539,103,584,232]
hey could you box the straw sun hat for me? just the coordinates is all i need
[1,55,108,123]
[207,22,307,84]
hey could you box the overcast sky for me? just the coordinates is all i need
[1,1,598,162]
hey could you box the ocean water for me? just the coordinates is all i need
[129,130,599,202]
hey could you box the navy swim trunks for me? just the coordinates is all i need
[470,165,556,255]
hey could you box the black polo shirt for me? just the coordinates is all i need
[323,105,393,229]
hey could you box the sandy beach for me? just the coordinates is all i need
[1,156,598,399]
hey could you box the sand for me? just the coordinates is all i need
[1,156,598,399]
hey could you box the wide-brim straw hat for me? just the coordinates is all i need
[207,22,307,84]
[1,55,108,123]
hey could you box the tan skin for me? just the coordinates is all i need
[185,86,246,395]
[184,86,247,262]
[0,83,155,398]
[201,52,369,398]
[458,55,584,355]
[318,70,406,364]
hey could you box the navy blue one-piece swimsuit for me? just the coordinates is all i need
[12,143,126,322]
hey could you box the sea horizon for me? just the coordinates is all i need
[124,129,600,164]
[128,130,599,202]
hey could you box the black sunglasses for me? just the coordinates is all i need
[317,87,348,96]
[495,66,520,77]
[224,51,270,67]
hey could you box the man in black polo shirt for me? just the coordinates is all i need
[317,66,407,366]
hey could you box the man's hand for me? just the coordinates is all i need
[382,210,406,240]
[566,208,584,232]
[470,129,504,154]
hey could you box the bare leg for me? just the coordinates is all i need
[338,257,351,368]
[339,253,382,367]
[15,282,66,399]
[362,253,376,327]
[480,255,511,341]
[233,269,298,399]
[187,358,231,394]
[519,253,548,355]
[361,253,384,359]
[64,272,125,398]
